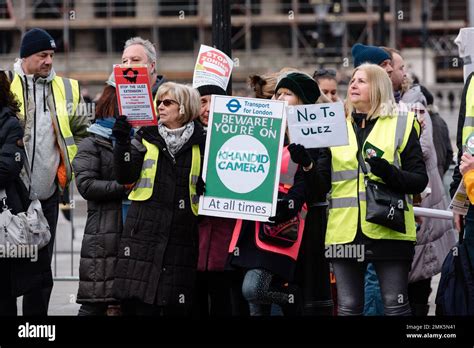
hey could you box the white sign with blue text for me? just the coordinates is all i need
[286,102,348,149]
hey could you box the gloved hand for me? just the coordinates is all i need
[268,199,296,224]
[366,156,395,181]
[288,143,312,168]
[196,176,206,196]
[112,116,132,143]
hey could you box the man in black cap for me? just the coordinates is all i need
[196,84,227,130]
[8,28,89,315]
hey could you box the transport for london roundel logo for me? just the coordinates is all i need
[216,135,270,193]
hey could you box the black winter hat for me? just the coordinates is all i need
[20,28,56,58]
[275,72,321,104]
[351,43,391,68]
[420,85,434,106]
[197,84,227,97]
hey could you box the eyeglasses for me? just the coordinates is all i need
[313,68,337,78]
[156,99,179,107]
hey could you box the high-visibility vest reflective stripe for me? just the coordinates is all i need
[327,112,416,245]
[462,75,474,145]
[10,72,80,162]
[128,139,201,216]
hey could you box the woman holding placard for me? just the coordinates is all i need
[111,82,205,316]
[276,72,334,316]
[230,71,330,316]
[291,64,428,316]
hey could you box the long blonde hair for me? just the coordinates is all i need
[345,63,397,120]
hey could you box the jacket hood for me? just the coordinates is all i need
[401,84,427,107]
[0,106,16,127]
[13,58,56,83]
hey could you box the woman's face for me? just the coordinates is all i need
[275,88,300,105]
[349,70,371,112]
[157,94,181,129]
[199,95,211,126]
[318,78,339,103]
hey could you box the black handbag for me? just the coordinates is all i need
[356,141,407,234]
[258,216,299,247]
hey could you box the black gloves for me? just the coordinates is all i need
[196,176,206,196]
[112,116,132,143]
[268,199,296,224]
[288,143,312,168]
[366,157,395,181]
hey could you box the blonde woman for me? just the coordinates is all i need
[296,64,428,315]
[112,82,205,316]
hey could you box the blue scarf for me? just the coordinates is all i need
[87,117,134,140]
[394,91,401,103]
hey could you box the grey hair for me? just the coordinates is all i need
[124,37,157,73]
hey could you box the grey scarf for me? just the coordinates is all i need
[158,122,195,156]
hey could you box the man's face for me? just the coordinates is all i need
[199,95,211,126]
[22,50,54,77]
[379,59,393,77]
[122,44,156,83]
[390,53,406,92]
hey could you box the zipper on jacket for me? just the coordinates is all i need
[30,77,37,179]
[43,83,47,113]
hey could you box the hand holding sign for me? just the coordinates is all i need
[287,143,312,168]
[112,116,132,144]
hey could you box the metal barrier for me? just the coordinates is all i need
[52,183,81,281]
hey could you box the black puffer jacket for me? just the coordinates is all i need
[0,106,53,297]
[73,133,126,303]
[112,121,206,308]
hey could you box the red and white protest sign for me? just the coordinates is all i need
[114,64,157,127]
[192,45,234,91]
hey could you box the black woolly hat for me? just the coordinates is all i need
[275,72,321,104]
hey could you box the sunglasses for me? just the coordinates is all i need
[156,99,179,107]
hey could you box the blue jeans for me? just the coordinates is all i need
[364,263,384,315]
[122,199,131,225]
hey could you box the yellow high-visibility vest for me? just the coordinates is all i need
[10,71,80,188]
[128,139,201,216]
[461,74,474,146]
[326,112,417,245]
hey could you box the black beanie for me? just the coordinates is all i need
[197,84,227,97]
[351,43,391,68]
[20,28,56,58]
[275,72,321,104]
[420,85,434,106]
